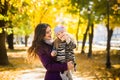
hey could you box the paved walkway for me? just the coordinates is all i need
[15,68,89,80]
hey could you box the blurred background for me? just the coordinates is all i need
[0,0,120,80]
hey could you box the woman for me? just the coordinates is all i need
[27,23,74,80]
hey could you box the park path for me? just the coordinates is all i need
[15,67,89,80]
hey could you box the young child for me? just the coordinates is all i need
[51,25,76,80]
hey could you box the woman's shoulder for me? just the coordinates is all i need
[40,42,53,49]
[38,43,52,55]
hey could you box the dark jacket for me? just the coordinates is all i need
[37,42,67,80]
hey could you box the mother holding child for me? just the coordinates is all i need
[27,23,76,80]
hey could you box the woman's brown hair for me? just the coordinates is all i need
[27,23,50,62]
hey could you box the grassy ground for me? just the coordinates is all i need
[0,46,43,80]
[0,45,120,80]
[75,51,120,80]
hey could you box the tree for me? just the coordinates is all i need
[0,0,9,65]
[70,0,88,52]
[93,0,120,68]
[6,27,14,49]
[70,0,95,58]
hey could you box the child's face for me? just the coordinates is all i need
[56,30,65,40]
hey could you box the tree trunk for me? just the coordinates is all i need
[7,33,14,50]
[106,25,113,68]
[76,14,81,50]
[81,11,90,54]
[25,35,29,47]
[81,25,89,54]
[0,29,9,65]
[88,23,94,58]
[105,0,112,69]
[0,0,9,65]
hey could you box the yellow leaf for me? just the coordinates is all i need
[0,28,2,33]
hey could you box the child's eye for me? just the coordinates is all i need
[61,31,63,33]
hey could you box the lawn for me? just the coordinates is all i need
[0,45,120,80]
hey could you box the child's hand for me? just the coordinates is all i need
[62,33,71,44]
[65,35,71,44]
[51,50,57,57]
[60,35,65,41]
[61,33,67,41]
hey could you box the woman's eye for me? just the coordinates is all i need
[46,31,49,34]
[46,30,51,34]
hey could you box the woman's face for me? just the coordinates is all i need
[44,26,52,40]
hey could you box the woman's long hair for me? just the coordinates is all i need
[27,23,50,62]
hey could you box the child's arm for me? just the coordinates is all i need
[65,34,76,49]
[67,41,76,49]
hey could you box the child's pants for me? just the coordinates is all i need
[60,70,73,80]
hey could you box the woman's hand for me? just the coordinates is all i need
[67,61,74,70]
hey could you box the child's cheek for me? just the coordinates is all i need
[57,35,61,39]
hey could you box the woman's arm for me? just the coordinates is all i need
[38,49,68,72]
